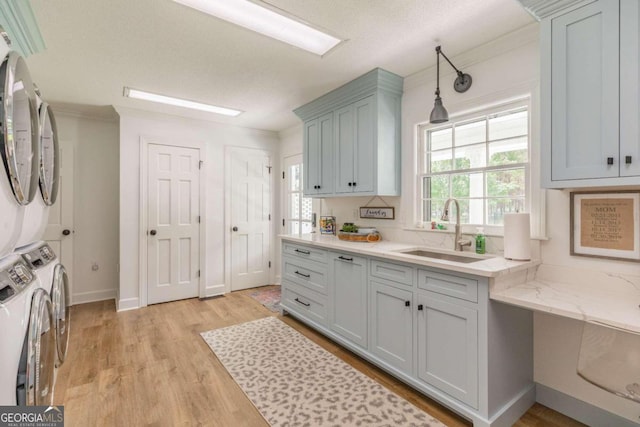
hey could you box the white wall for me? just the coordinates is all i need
[55,112,120,304]
[117,108,280,310]
[278,22,639,421]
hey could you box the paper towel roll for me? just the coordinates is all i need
[504,213,531,261]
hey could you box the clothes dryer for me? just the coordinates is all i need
[0,48,40,258]
[0,253,55,406]
[15,100,59,248]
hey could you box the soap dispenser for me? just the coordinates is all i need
[475,227,486,254]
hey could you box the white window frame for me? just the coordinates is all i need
[282,154,313,235]
[416,98,538,236]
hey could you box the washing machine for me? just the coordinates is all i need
[20,244,70,367]
[0,45,40,258]
[0,254,55,406]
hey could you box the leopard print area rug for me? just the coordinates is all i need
[201,316,445,426]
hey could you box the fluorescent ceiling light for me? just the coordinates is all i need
[173,0,341,56]
[123,87,243,116]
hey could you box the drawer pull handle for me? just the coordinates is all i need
[626,156,632,165]
[405,300,410,307]
[338,256,353,262]
[294,271,310,278]
[607,157,614,165]
[418,304,424,311]
[295,298,310,307]
[295,249,311,255]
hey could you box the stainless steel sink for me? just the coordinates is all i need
[396,249,489,263]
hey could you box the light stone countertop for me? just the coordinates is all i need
[490,272,640,334]
[279,233,540,278]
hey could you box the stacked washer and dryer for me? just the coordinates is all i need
[0,31,69,407]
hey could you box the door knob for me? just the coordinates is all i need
[62,229,71,236]
[149,229,157,236]
[232,226,238,232]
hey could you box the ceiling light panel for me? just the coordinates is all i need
[173,0,341,56]
[123,87,243,116]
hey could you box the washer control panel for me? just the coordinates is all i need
[22,243,56,269]
[0,260,35,304]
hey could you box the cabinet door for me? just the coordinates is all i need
[317,112,334,194]
[370,280,413,373]
[620,0,640,177]
[549,0,619,181]
[334,105,355,193]
[353,96,375,193]
[304,113,334,196]
[329,252,367,348]
[417,291,478,409]
[303,119,320,195]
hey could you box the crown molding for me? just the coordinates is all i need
[403,23,539,91]
[515,0,591,20]
[0,1,45,57]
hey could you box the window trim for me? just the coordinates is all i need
[416,98,536,236]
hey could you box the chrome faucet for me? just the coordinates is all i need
[441,198,472,251]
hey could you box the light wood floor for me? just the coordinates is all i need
[54,286,585,426]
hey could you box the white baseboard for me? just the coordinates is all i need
[116,297,140,312]
[487,384,536,427]
[536,384,639,427]
[72,288,116,305]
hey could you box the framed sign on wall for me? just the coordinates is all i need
[570,191,640,262]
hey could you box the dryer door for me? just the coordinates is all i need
[0,51,39,205]
[52,264,70,365]
[38,102,59,205]
[18,288,55,406]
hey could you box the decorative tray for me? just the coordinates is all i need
[337,231,381,242]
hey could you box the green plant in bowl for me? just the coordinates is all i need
[341,224,359,233]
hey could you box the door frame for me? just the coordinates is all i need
[139,136,207,308]
[224,146,275,294]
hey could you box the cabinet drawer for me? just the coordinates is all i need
[282,242,328,264]
[417,270,478,303]
[282,282,327,326]
[283,256,328,294]
[370,259,414,286]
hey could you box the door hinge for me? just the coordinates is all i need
[198,215,201,223]
[282,219,285,227]
[268,214,271,221]
[199,161,203,170]
[266,165,272,174]
[268,261,271,268]
[282,171,285,179]
[197,270,201,277]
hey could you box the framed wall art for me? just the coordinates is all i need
[570,191,640,262]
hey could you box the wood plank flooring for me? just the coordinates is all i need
[54,286,585,426]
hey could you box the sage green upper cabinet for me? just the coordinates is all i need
[304,113,333,195]
[541,0,640,187]
[294,68,403,197]
[335,96,375,194]
[620,0,640,177]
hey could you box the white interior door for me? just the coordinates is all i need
[230,148,271,291]
[147,144,200,305]
[43,139,74,303]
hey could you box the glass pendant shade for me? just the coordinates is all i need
[430,95,449,123]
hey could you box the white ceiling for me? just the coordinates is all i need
[25,0,533,132]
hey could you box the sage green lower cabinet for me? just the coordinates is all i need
[280,241,533,427]
[417,291,479,409]
[328,251,368,348]
[369,279,413,373]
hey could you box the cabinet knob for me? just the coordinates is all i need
[348,182,352,187]
[417,304,424,311]
[626,156,632,165]
[405,301,410,307]
[607,157,614,165]
[317,185,321,189]
[232,226,238,232]
[353,182,357,187]
[149,229,157,236]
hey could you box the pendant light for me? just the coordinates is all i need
[429,46,473,124]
